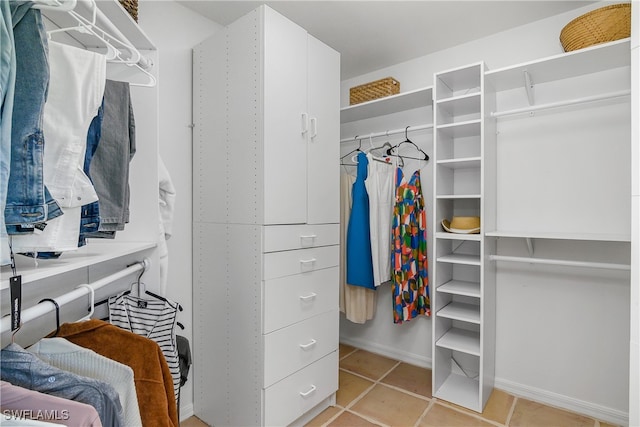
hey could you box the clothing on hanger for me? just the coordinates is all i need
[340,170,376,324]
[10,41,105,256]
[28,337,143,427]
[391,167,430,323]
[108,289,182,405]
[346,152,375,289]
[0,380,102,427]
[52,319,178,427]
[364,152,394,287]
[0,343,124,427]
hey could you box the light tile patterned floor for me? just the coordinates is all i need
[305,344,618,427]
[180,343,619,427]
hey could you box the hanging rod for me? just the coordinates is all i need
[0,258,150,333]
[491,89,631,118]
[489,255,630,271]
[340,123,433,144]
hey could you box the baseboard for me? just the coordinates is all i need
[339,337,629,426]
[180,402,195,422]
[494,377,629,427]
[339,336,431,369]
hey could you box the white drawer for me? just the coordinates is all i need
[264,310,338,388]
[263,267,338,333]
[264,351,338,427]
[263,224,339,253]
[263,246,338,280]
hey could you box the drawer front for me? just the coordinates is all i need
[264,310,338,388]
[264,267,338,333]
[264,351,338,427]
[264,246,338,280]
[263,224,339,253]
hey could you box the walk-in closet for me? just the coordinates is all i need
[1,1,638,427]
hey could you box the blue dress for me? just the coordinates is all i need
[346,152,375,289]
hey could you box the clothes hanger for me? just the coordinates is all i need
[364,134,397,166]
[340,136,363,166]
[38,298,60,336]
[386,126,429,161]
[32,0,78,12]
[75,284,95,321]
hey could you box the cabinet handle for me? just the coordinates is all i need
[300,234,317,247]
[300,258,316,265]
[299,292,317,302]
[299,384,317,397]
[299,339,317,350]
[301,113,308,134]
[310,117,317,139]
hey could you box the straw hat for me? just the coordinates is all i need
[441,216,480,234]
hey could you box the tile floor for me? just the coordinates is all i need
[180,343,618,427]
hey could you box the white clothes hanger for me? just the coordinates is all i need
[75,284,95,321]
[32,0,77,12]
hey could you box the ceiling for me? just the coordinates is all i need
[177,1,597,80]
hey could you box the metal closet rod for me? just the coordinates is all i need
[489,255,630,271]
[340,123,433,144]
[491,89,631,118]
[0,258,150,334]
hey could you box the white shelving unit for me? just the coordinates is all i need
[432,62,496,413]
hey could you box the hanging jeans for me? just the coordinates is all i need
[0,1,16,265]
[5,2,62,236]
[10,41,105,254]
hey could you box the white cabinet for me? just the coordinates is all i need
[431,63,496,413]
[192,5,340,426]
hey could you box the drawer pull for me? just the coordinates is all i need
[300,234,317,247]
[300,258,317,266]
[299,292,317,302]
[299,384,317,397]
[299,339,317,350]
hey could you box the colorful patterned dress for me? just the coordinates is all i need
[391,167,430,323]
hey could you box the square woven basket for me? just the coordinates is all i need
[119,0,138,22]
[350,77,400,105]
[559,3,630,52]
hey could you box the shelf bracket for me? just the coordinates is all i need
[524,237,534,257]
[451,241,465,253]
[524,71,534,106]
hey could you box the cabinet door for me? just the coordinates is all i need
[263,7,308,225]
[307,35,340,224]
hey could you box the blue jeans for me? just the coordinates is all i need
[5,2,62,235]
[78,100,104,247]
[0,1,16,264]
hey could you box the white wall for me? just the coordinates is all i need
[137,1,221,419]
[339,2,631,424]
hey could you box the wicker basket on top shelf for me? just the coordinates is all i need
[560,3,630,52]
[349,77,400,105]
[119,0,138,22]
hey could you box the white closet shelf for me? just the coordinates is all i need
[436,328,480,356]
[340,86,433,123]
[436,194,481,200]
[434,372,480,412]
[435,232,482,241]
[437,254,481,266]
[437,280,481,298]
[43,0,155,50]
[436,157,481,169]
[436,64,482,95]
[485,38,630,92]
[0,241,156,289]
[437,302,481,323]
[436,93,481,117]
[436,119,481,138]
[485,230,630,242]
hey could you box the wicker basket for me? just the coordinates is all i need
[119,0,138,22]
[560,3,630,52]
[350,77,400,105]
